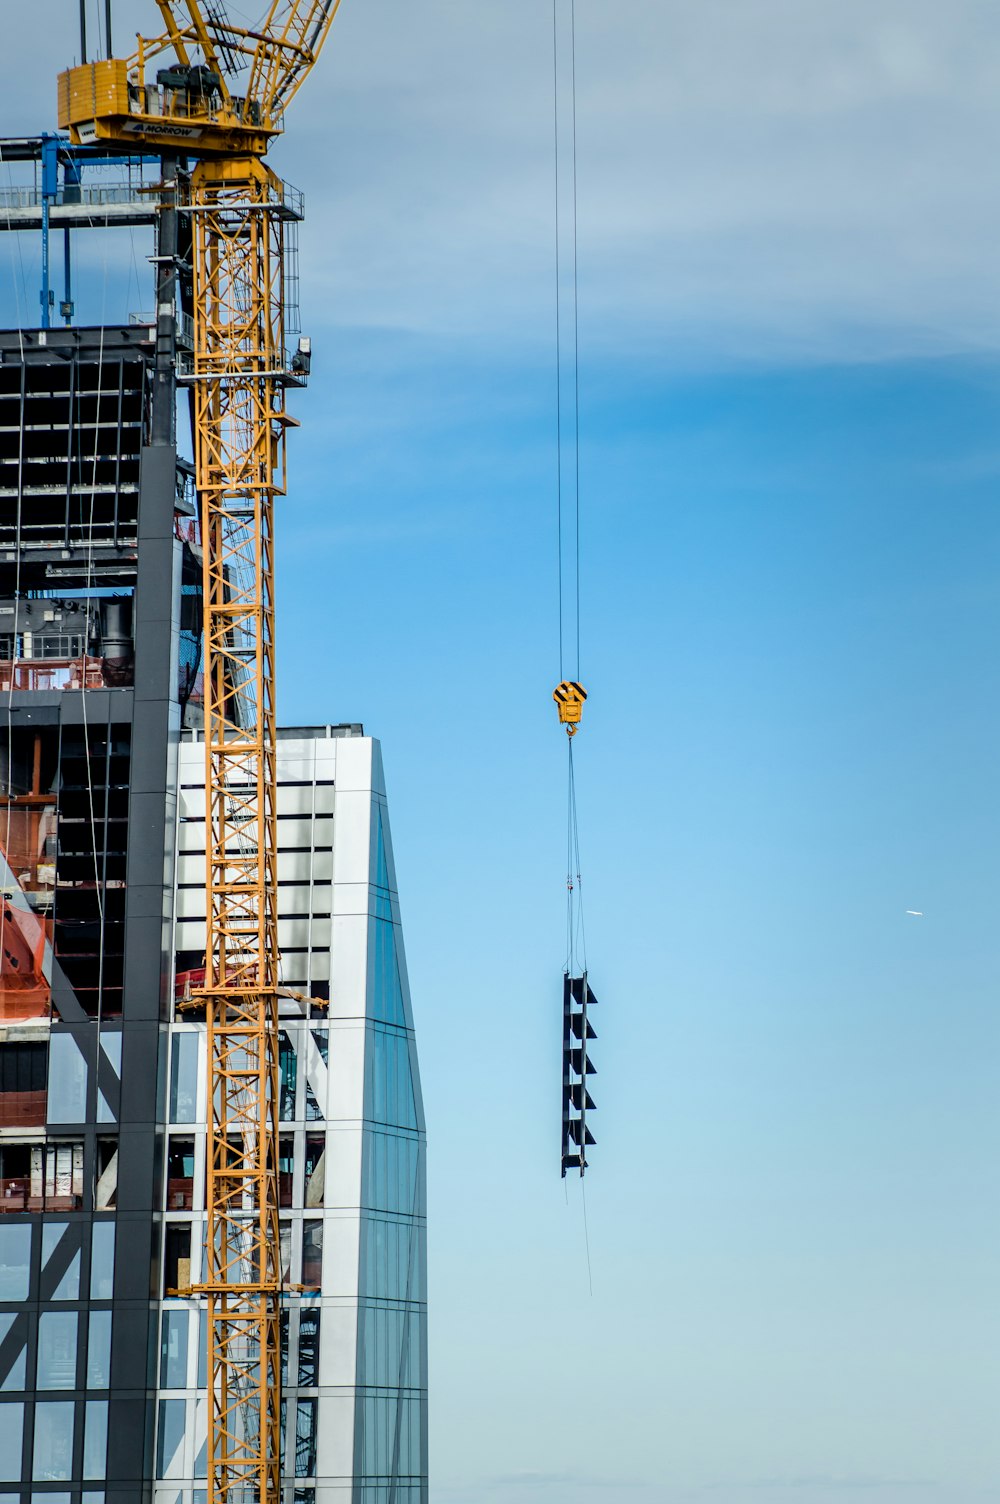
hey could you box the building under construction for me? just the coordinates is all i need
[0,48,427,1504]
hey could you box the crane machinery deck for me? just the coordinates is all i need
[56,6,344,1501]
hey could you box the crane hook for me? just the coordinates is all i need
[553,680,587,737]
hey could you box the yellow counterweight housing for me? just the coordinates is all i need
[57,61,131,135]
[56,60,274,156]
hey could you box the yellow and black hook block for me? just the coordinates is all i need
[553,680,587,736]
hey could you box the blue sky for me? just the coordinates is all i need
[4,4,1000,1502]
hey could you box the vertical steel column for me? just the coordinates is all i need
[151,154,179,450]
[190,155,284,1504]
[39,137,59,330]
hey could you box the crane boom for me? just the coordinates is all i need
[57,6,345,1501]
[243,1,344,115]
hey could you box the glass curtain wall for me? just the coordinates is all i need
[354,804,427,1504]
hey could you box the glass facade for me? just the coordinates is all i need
[352,803,427,1503]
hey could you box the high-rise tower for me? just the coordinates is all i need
[0,141,426,1504]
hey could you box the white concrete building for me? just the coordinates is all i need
[155,727,427,1504]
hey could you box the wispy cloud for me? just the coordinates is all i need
[707,1478,940,1493]
[487,1471,650,1490]
[434,1469,660,1498]
[11,2,1000,367]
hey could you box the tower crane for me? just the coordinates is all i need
[57,6,343,1500]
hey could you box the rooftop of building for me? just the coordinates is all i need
[180,723,365,741]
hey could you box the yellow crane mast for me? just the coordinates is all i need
[57,6,342,1501]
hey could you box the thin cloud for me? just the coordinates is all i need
[708,1479,941,1493]
[9,4,1000,365]
[458,1474,654,1496]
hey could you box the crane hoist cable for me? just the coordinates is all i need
[551,0,584,751]
[552,0,597,1182]
[551,0,581,693]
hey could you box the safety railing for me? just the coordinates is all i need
[0,183,159,211]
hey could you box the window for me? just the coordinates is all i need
[362,1213,422,1303]
[43,1222,80,1301]
[360,1394,423,1479]
[91,1220,115,1298]
[279,1135,294,1208]
[0,1041,46,1092]
[302,1221,322,1287]
[156,1397,185,1479]
[196,1310,207,1389]
[304,1136,325,1208]
[95,1139,117,1211]
[361,1303,419,1389]
[169,1032,198,1122]
[99,1033,121,1073]
[166,1138,195,1210]
[371,911,405,1026]
[363,1129,420,1218]
[282,1398,317,1479]
[298,1308,320,1387]
[83,1399,108,1479]
[33,1399,74,1481]
[304,1077,322,1122]
[37,1142,85,1211]
[47,1033,87,1123]
[279,1032,296,1119]
[95,1093,113,1128]
[37,1311,77,1389]
[369,1027,417,1131]
[40,634,84,659]
[96,1031,121,1125]
[160,1309,189,1389]
[0,1143,30,1214]
[87,1310,111,1388]
[164,1224,191,1297]
[0,1314,24,1391]
[0,1402,22,1480]
[294,1398,316,1477]
[0,1222,29,1298]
